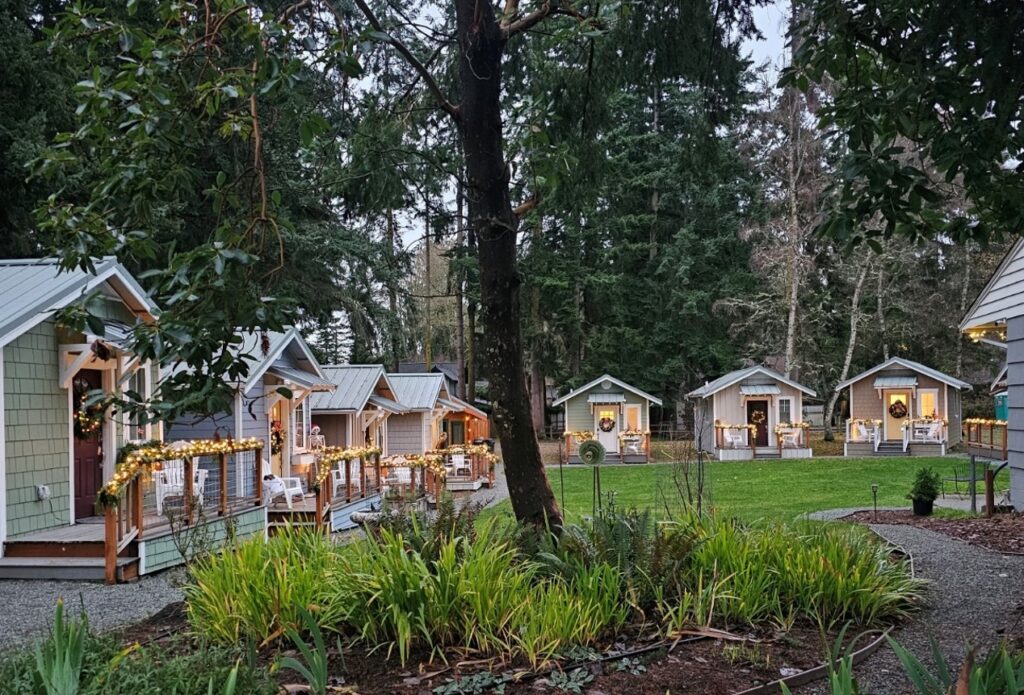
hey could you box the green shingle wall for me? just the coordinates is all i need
[140,506,267,574]
[564,386,647,431]
[4,321,71,536]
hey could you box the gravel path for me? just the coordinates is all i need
[800,523,1024,694]
[0,573,183,653]
[466,462,509,509]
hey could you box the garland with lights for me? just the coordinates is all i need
[773,421,811,435]
[427,444,500,471]
[850,418,883,426]
[97,437,265,508]
[901,417,948,430]
[964,418,1007,426]
[714,420,757,433]
[617,429,648,440]
[565,431,594,442]
[313,446,383,491]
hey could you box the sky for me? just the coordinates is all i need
[747,2,790,77]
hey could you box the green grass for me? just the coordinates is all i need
[487,457,989,524]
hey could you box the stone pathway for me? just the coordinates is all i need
[800,516,1024,694]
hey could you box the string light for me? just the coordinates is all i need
[313,446,384,488]
[565,431,595,442]
[773,421,811,435]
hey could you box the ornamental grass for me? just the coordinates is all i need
[185,508,923,665]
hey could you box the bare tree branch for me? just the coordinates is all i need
[503,1,554,37]
[352,0,460,119]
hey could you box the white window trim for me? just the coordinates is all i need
[918,388,939,418]
[624,403,641,430]
[776,396,794,426]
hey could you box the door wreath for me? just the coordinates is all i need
[72,376,105,440]
[598,417,616,432]
[750,410,766,426]
[888,400,908,419]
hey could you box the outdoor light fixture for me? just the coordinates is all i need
[871,483,879,520]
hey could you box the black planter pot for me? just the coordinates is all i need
[912,498,934,516]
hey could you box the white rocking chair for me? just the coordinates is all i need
[923,422,944,443]
[155,459,210,516]
[449,453,471,477]
[780,430,801,448]
[331,460,362,499]
[261,459,305,510]
[855,423,876,443]
[723,430,746,448]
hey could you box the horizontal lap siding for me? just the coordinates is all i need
[848,367,962,444]
[239,391,269,453]
[4,321,71,536]
[713,382,803,433]
[564,385,649,432]
[1008,317,1024,509]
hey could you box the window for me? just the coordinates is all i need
[123,365,149,442]
[293,401,307,450]
[778,398,792,425]
[918,389,939,418]
[625,404,641,430]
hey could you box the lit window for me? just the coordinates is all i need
[918,389,938,418]
[625,405,641,430]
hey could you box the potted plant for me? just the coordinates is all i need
[907,467,941,516]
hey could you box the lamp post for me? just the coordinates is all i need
[871,483,879,521]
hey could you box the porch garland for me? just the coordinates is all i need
[565,430,594,442]
[850,418,883,426]
[617,429,648,440]
[427,444,500,470]
[713,420,757,433]
[773,421,811,435]
[964,418,1007,426]
[97,437,265,507]
[901,417,948,429]
[313,446,383,490]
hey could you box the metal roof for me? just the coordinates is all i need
[552,374,663,407]
[367,393,406,414]
[234,327,327,395]
[387,373,445,411]
[587,392,626,403]
[0,257,157,348]
[687,366,817,398]
[739,384,781,396]
[835,357,972,392]
[308,365,387,412]
[267,363,334,391]
[448,395,488,420]
[438,397,463,411]
[873,375,918,388]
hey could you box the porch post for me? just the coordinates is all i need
[183,457,194,525]
[254,446,263,506]
[360,455,367,499]
[133,478,144,539]
[345,457,352,503]
[104,505,117,585]
[219,452,228,516]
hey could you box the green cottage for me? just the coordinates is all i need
[554,374,662,463]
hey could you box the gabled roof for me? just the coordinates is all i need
[236,327,328,395]
[687,366,816,399]
[0,257,158,348]
[552,374,663,407]
[309,365,402,413]
[961,238,1024,331]
[449,395,488,420]
[388,373,446,411]
[834,357,972,392]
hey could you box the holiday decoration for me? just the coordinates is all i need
[270,420,284,455]
[750,410,766,425]
[598,417,615,432]
[888,400,908,419]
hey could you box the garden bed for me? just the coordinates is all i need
[116,604,849,694]
[845,509,1024,555]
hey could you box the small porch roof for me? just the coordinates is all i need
[367,393,406,414]
[437,397,463,411]
[687,366,816,398]
[266,363,335,392]
[587,392,626,403]
[739,384,781,396]
[873,375,917,389]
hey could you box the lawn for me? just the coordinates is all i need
[486,456,982,524]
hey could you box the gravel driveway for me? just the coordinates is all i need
[801,523,1024,694]
[0,573,183,653]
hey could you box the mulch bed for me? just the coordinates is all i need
[116,605,853,694]
[846,509,1024,555]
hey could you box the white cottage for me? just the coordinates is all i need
[688,366,816,460]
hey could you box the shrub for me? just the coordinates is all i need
[908,467,941,502]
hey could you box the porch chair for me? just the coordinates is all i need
[623,436,643,455]
[450,453,471,477]
[942,460,976,498]
[923,422,944,443]
[155,459,210,516]
[780,429,801,448]
[723,430,746,448]
[854,423,874,443]
[331,458,362,498]
[261,459,305,510]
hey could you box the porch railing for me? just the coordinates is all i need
[902,419,948,452]
[313,448,384,529]
[428,445,497,486]
[964,418,1008,460]
[101,439,264,584]
[774,426,808,454]
[845,420,881,452]
[714,425,751,449]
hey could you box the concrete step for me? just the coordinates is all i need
[0,556,138,582]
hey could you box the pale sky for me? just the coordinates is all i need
[747,2,790,78]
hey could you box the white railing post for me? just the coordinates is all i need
[846,419,852,441]
[872,425,880,452]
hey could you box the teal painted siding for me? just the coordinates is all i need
[4,321,71,536]
[140,506,267,574]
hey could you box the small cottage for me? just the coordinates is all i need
[834,357,970,456]
[385,373,457,455]
[688,366,816,460]
[441,396,490,445]
[307,365,406,453]
[553,374,662,463]
[167,327,334,481]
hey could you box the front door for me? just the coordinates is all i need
[746,400,769,447]
[595,406,619,453]
[72,370,104,519]
[885,390,912,441]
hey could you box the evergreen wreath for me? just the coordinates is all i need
[598,417,615,432]
[888,400,909,419]
[750,410,766,425]
[72,376,105,440]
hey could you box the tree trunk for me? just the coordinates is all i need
[783,84,802,378]
[877,265,889,361]
[424,202,432,371]
[956,244,972,378]
[455,181,467,399]
[454,0,561,527]
[824,262,870,441]
[386,208,400,372]
[530,217,546,434]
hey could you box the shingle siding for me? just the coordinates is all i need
[140,506,266,574]
[4,321,71,536]
[387,413,425,454]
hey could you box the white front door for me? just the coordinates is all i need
[595,406,620,453]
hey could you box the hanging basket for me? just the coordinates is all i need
[578,439,606,466]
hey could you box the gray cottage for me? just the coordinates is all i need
[962,238,1024,506]
[688,367,816,460]
[308,365,406,453]
[835,357,970,457]
[385,373,459,455]
[553,375,662,463]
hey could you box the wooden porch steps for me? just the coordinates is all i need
[875,442,908,457]
[0,556,139,582]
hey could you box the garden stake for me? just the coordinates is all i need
[871,483,878,520]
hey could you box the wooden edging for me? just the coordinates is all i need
[730,630,891,695]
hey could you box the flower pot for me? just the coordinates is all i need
[912,498,934,516]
